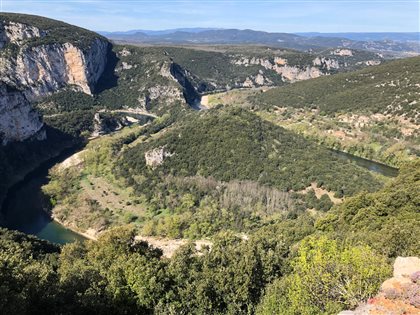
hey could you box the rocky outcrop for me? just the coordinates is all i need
[331,49,353,56]
[0,20,45,48]
[232,56,325,83]
[145,147,173,168]
[0,38,108,98]
[338,257,420,315]
[0,18,109,145]
[313,57,340,70]
[170,62,201,108]
[92,112,129,137]
[0,84,45,145]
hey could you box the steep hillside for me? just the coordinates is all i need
[42,108,383,239]
[164,46,382,94]
[36,44,384,115]
[252,56,420,119]
[317,159,420,258]
[0,13,109,144]
[0,13,109,208]
[246,57,420,166]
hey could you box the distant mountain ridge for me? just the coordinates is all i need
[100,28,222,36]
[102,28,420,55]
[297,32,420,42]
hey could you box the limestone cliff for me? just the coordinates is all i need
[0,20,45,48]
[0,15,109,144]
[0,84,45,145]
[0,36,108,98]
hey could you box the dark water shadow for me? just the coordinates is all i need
[330,149,399,177]
[1,129,86,244]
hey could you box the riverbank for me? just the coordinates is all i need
[52,217,96,241]
[0,138,88,244]
[0,135,84,210]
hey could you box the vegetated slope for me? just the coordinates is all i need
[245,56,420,166]
[0,12,105,50]
[317,159,420,258]
[252,56,420,121]
[164,46,382,91]
[42,108,382,239]
[0,224,383,315]
[4,162,419,314]
[37,45,384,115]
[119,107,380,194]
[113,108,382,233]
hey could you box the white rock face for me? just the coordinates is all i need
[254,73,266,85]
[242,77,254,88]
[0,84,45,145]
[331,49,353,56]
[0,20,109,145]
[145,147,173,168]
[313,57,340,70]
[231,56,324,83]
[148,85,183,102]
[393,257,420,277]
[0,21,45,48]
[0,38,108,98]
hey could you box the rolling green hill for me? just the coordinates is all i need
[252,56,420,120]
[118,107,380,195]
[238,56,419,166]
[43,107,384,239]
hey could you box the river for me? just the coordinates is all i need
[0,146,398,245]
[330,149,399,178]
[1,146,86,244]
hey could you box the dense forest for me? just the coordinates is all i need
[117,107,381,195]
[251,56,420,121]
[42,107,387,239]
[1,13,418,315]
[2,161,419,314]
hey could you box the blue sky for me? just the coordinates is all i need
[2,0,419,32]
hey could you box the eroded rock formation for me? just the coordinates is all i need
[0,18,109,144]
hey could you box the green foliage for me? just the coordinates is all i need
[252,56,420,122]
[36,90,98,115]
[0,228,60,314]
[0,13,105,51]
[316,160,420,257]
[257,236,391,315]
[0,225,288,314]
[115,108,380,237]
[158,230,288,315]
[44,110,95,137]
[44,107,384,239]
[304,189,333,211]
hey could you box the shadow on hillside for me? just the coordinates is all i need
[95,44,119,93]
